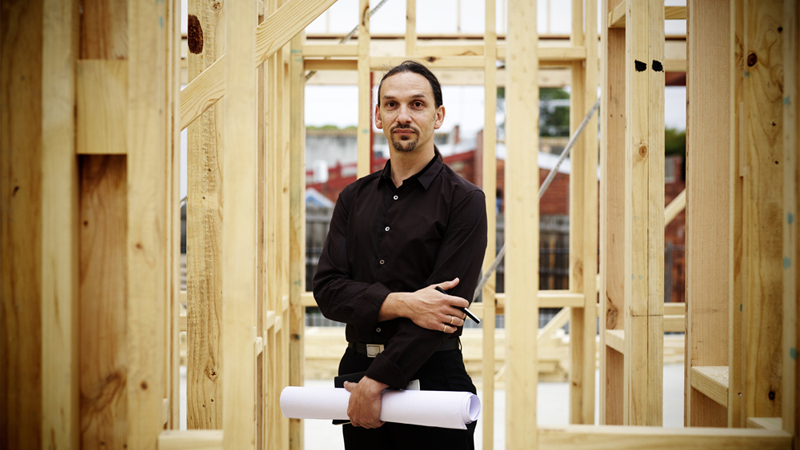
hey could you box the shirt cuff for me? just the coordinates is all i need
[365,353,407,389]
[350,282,392,336]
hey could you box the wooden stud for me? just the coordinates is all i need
[288,33,306,450]
[729,0,746,428]
[221,0,257,448]
[782,0,799,444]
[600,0,627,426]
[686,0,732,427]
[1,2,45,445]
[80,155,128,448]
[357,0,371,178]
[743,0,784,421]
[187,0,225,429]
[406,0,416,57]
[568,0,598,425]
[622,0,664,426]
[166,0,183,429]
[482,0,498,448]
[255,8,266,450]
[41,0,80,446]
[126,0,169,445]
[505,0,539,447]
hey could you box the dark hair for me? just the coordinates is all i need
[377,60,443,108]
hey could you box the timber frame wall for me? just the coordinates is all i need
[0,1,798,450]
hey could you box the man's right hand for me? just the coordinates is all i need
[379,278,469,333]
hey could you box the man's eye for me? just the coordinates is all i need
[414,102,423,107]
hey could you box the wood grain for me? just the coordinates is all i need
[77,60,128,154]
[1,1,44,447]
[481,0,498,446]
[126,0,169,446]
[686,0,732,427]
[80,0,127,59]
[539,425,792,450]
[743,0,784,420]
[356,0,371,178]
[288,33,307,450]
[729,0,746,428]
[781,0,799,442]
[80,155,128,450]
[187,0,225,429]
[599,0,626,426]
[505,0,539,447]
[41,0,81,447]
[221,0,257,447]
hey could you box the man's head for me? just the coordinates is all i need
[375,61,445,154]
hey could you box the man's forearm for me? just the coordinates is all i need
[377,292,410,322]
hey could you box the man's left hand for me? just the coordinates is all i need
[343,377,388,428]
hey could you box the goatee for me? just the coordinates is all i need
[392,139,417,152]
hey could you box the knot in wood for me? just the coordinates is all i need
[211,1,222,11]
[638,145,648,158]
[747,53,757,67]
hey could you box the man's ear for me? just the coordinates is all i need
[374,104,383,129]
[433,105,446,129]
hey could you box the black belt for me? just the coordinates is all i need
[348,338,460,358]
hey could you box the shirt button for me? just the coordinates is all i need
[385,226,390,232]
[393,195,399,200]
[376,327,381,333]
[379,259,385,265]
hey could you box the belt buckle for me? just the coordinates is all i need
[366,344,384,358]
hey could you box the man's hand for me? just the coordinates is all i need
[344,377,388,428]
[379,278,469,333]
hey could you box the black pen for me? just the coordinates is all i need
[435,286,481,325]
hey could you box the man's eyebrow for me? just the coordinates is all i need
[381,93,428,101]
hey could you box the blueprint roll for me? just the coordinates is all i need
[280,386,481,430]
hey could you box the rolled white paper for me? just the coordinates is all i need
[280,386,480,430]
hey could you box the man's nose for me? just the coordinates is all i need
[397,106,412,124]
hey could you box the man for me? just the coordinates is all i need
[313,60,487,449]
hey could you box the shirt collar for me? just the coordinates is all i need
[379,146,443,190]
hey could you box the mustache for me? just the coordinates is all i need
[390,124,418,133]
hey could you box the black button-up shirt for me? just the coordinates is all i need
[313,151,487,389]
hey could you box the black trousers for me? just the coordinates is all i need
[338,346,477,450]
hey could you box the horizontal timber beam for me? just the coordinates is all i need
[303,44,587,64]
[180,0,334,130]
[538,425,791,450]
[158,430,223,450]
[690,366,729,407]
[608,5,687,29]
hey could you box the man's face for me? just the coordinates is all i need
[375,72,445,154]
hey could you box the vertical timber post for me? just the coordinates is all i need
[623,0,664,426]
[506,0,539,448]
[222,0,257,448]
